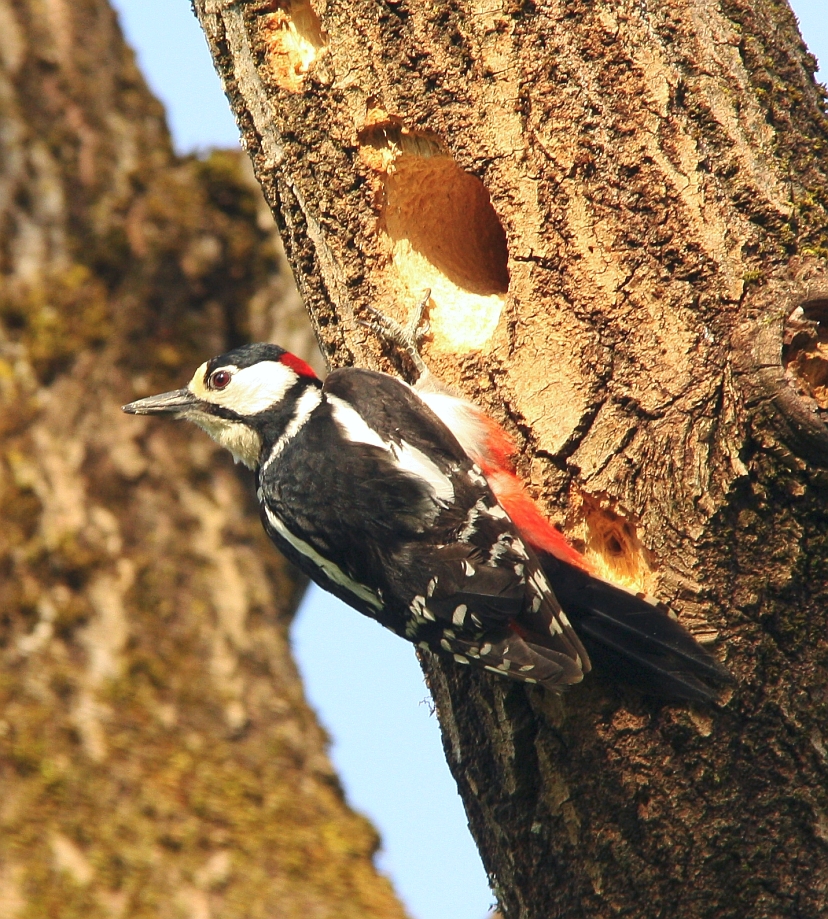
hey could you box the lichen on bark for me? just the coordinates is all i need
[192,0,828,915]
[0,1,408,916]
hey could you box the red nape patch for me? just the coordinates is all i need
[280,352,319,378]
[486,470,593,572]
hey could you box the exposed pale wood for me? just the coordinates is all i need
[0,1,408,915]
[193,0,828,915]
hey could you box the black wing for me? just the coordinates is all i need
[541,553,733,701]
[260,368,587,687]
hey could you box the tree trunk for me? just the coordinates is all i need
[193,0,828,916]
[0,1,408,916]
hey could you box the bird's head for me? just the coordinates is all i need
[123,344,321,469]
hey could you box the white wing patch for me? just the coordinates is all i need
[327,395,455,505]
[526,568,565,634]
[263,504,382,611]
[458,505,480,542]
[389,441,455,505]
[326,395,387,449]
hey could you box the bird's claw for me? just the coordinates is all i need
[363,289,433,379]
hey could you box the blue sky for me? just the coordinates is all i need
[109,5,492,918]
[112,0,825,154]
[108,3,826,919]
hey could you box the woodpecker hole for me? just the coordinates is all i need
[360,122,510,353]
[568,492,651,593]
[260,0,326,92]
[783,298,828,413]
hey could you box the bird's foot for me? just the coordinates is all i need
[362,289,433,381]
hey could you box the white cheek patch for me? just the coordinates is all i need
[327,396,455,505]
[190,361,298,416]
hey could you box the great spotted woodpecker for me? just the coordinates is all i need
[123,339,731,700]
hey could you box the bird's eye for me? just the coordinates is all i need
[210,369,232,390]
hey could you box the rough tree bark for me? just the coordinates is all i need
[0,1,408,917]
[193,1,828,917]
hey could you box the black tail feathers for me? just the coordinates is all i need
[540,554,733,703]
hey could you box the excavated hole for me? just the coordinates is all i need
[260,0,327,92]
[783,298,828,412]
[568,493,651,593]
[360,125,509,353]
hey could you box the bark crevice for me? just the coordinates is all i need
[192,0,828,915]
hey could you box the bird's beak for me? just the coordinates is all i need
[122,388,200,416]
